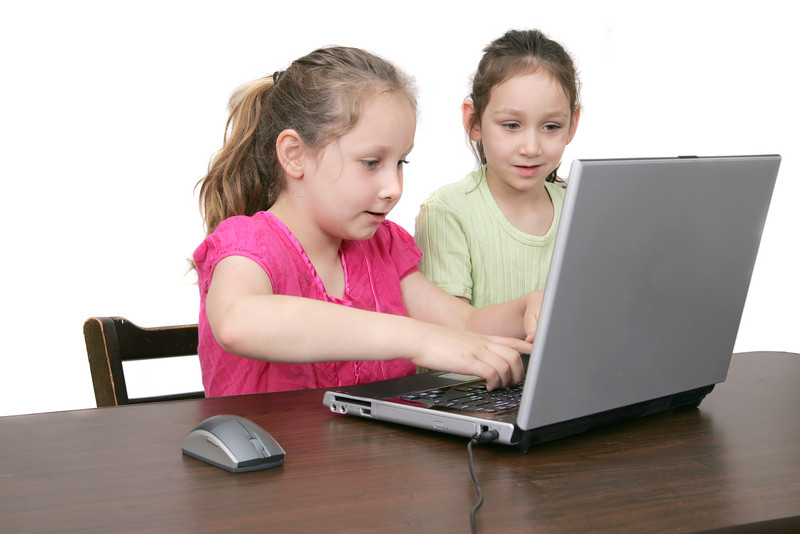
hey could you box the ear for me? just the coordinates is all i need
[276,129,307,179]
[566,106,581,145]
[462,98,482,142]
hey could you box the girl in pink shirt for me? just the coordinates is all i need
[193,46,543,397]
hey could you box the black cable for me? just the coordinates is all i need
[467,429,499,534]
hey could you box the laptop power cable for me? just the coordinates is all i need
[467,428,500,534]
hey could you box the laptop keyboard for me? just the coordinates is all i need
[399,383,524,413]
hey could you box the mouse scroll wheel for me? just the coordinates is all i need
[250,438,267,457]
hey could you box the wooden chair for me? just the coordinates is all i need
[84,316,205,407]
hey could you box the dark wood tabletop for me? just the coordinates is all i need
[1,351,798,533]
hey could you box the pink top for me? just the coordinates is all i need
[193,212,420,397]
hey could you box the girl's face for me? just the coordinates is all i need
[302,93,416,242]
[468,71,578,194]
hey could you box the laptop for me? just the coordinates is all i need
[323,155,781,452]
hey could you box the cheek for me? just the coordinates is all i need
[545,134,569,153]
[482,132,507,154]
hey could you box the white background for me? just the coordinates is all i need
[1,0,797,416]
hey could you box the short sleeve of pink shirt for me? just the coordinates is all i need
[193,212,421,397]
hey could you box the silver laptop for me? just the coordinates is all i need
[323,155,781,452]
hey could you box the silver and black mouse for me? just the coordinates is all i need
[182,414,286,473]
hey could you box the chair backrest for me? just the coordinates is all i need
[84,316,205,407]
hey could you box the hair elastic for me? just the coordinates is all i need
[272,70,283,84]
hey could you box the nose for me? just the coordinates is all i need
[379,167,403,201]
[520,130,541,157]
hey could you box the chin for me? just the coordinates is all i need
[346,225,381,241]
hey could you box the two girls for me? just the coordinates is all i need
[193,46,542,397]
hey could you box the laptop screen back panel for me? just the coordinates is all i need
[518,156,780,430]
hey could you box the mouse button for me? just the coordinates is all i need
[213,421,263,461]
[249,438,270,458]
[193,414,231,432]
[249,428,286,458]
[236,419,285,455]
[251,436,286,461]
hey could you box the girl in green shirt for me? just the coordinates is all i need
[416,29,581,308]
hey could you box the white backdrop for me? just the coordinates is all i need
[1,0,797,416]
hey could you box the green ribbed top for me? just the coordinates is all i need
[414,167,565,308]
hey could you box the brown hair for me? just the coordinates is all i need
[466,29,581,184]
[196,46,417,236]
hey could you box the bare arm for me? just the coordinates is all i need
[205,256,531,389]
[401,271,543,342]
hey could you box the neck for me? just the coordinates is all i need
[269,200,342,259]
[485,176,554,236]
[268,199,345,298]
[486,172,551,209]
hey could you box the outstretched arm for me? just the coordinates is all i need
[205,255,530,389]
[400,271,543,343]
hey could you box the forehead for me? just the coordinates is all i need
[360,92,416,120]
[488,70,571,112]
[342,93,416,147]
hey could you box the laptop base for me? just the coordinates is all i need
[510,385,714,453]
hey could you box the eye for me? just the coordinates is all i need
[398,159,410,168]
[361,159,380,169]
[543,123,561,133]
[502,122,521,131]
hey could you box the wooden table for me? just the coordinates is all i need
[1,352,798,533]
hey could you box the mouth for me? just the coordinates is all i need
[514,164,543,177]
[364,211,387,222]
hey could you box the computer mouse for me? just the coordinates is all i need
[182,414,285,473]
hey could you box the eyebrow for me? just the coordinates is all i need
[492,108,570,119]
[362,142,415,154]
